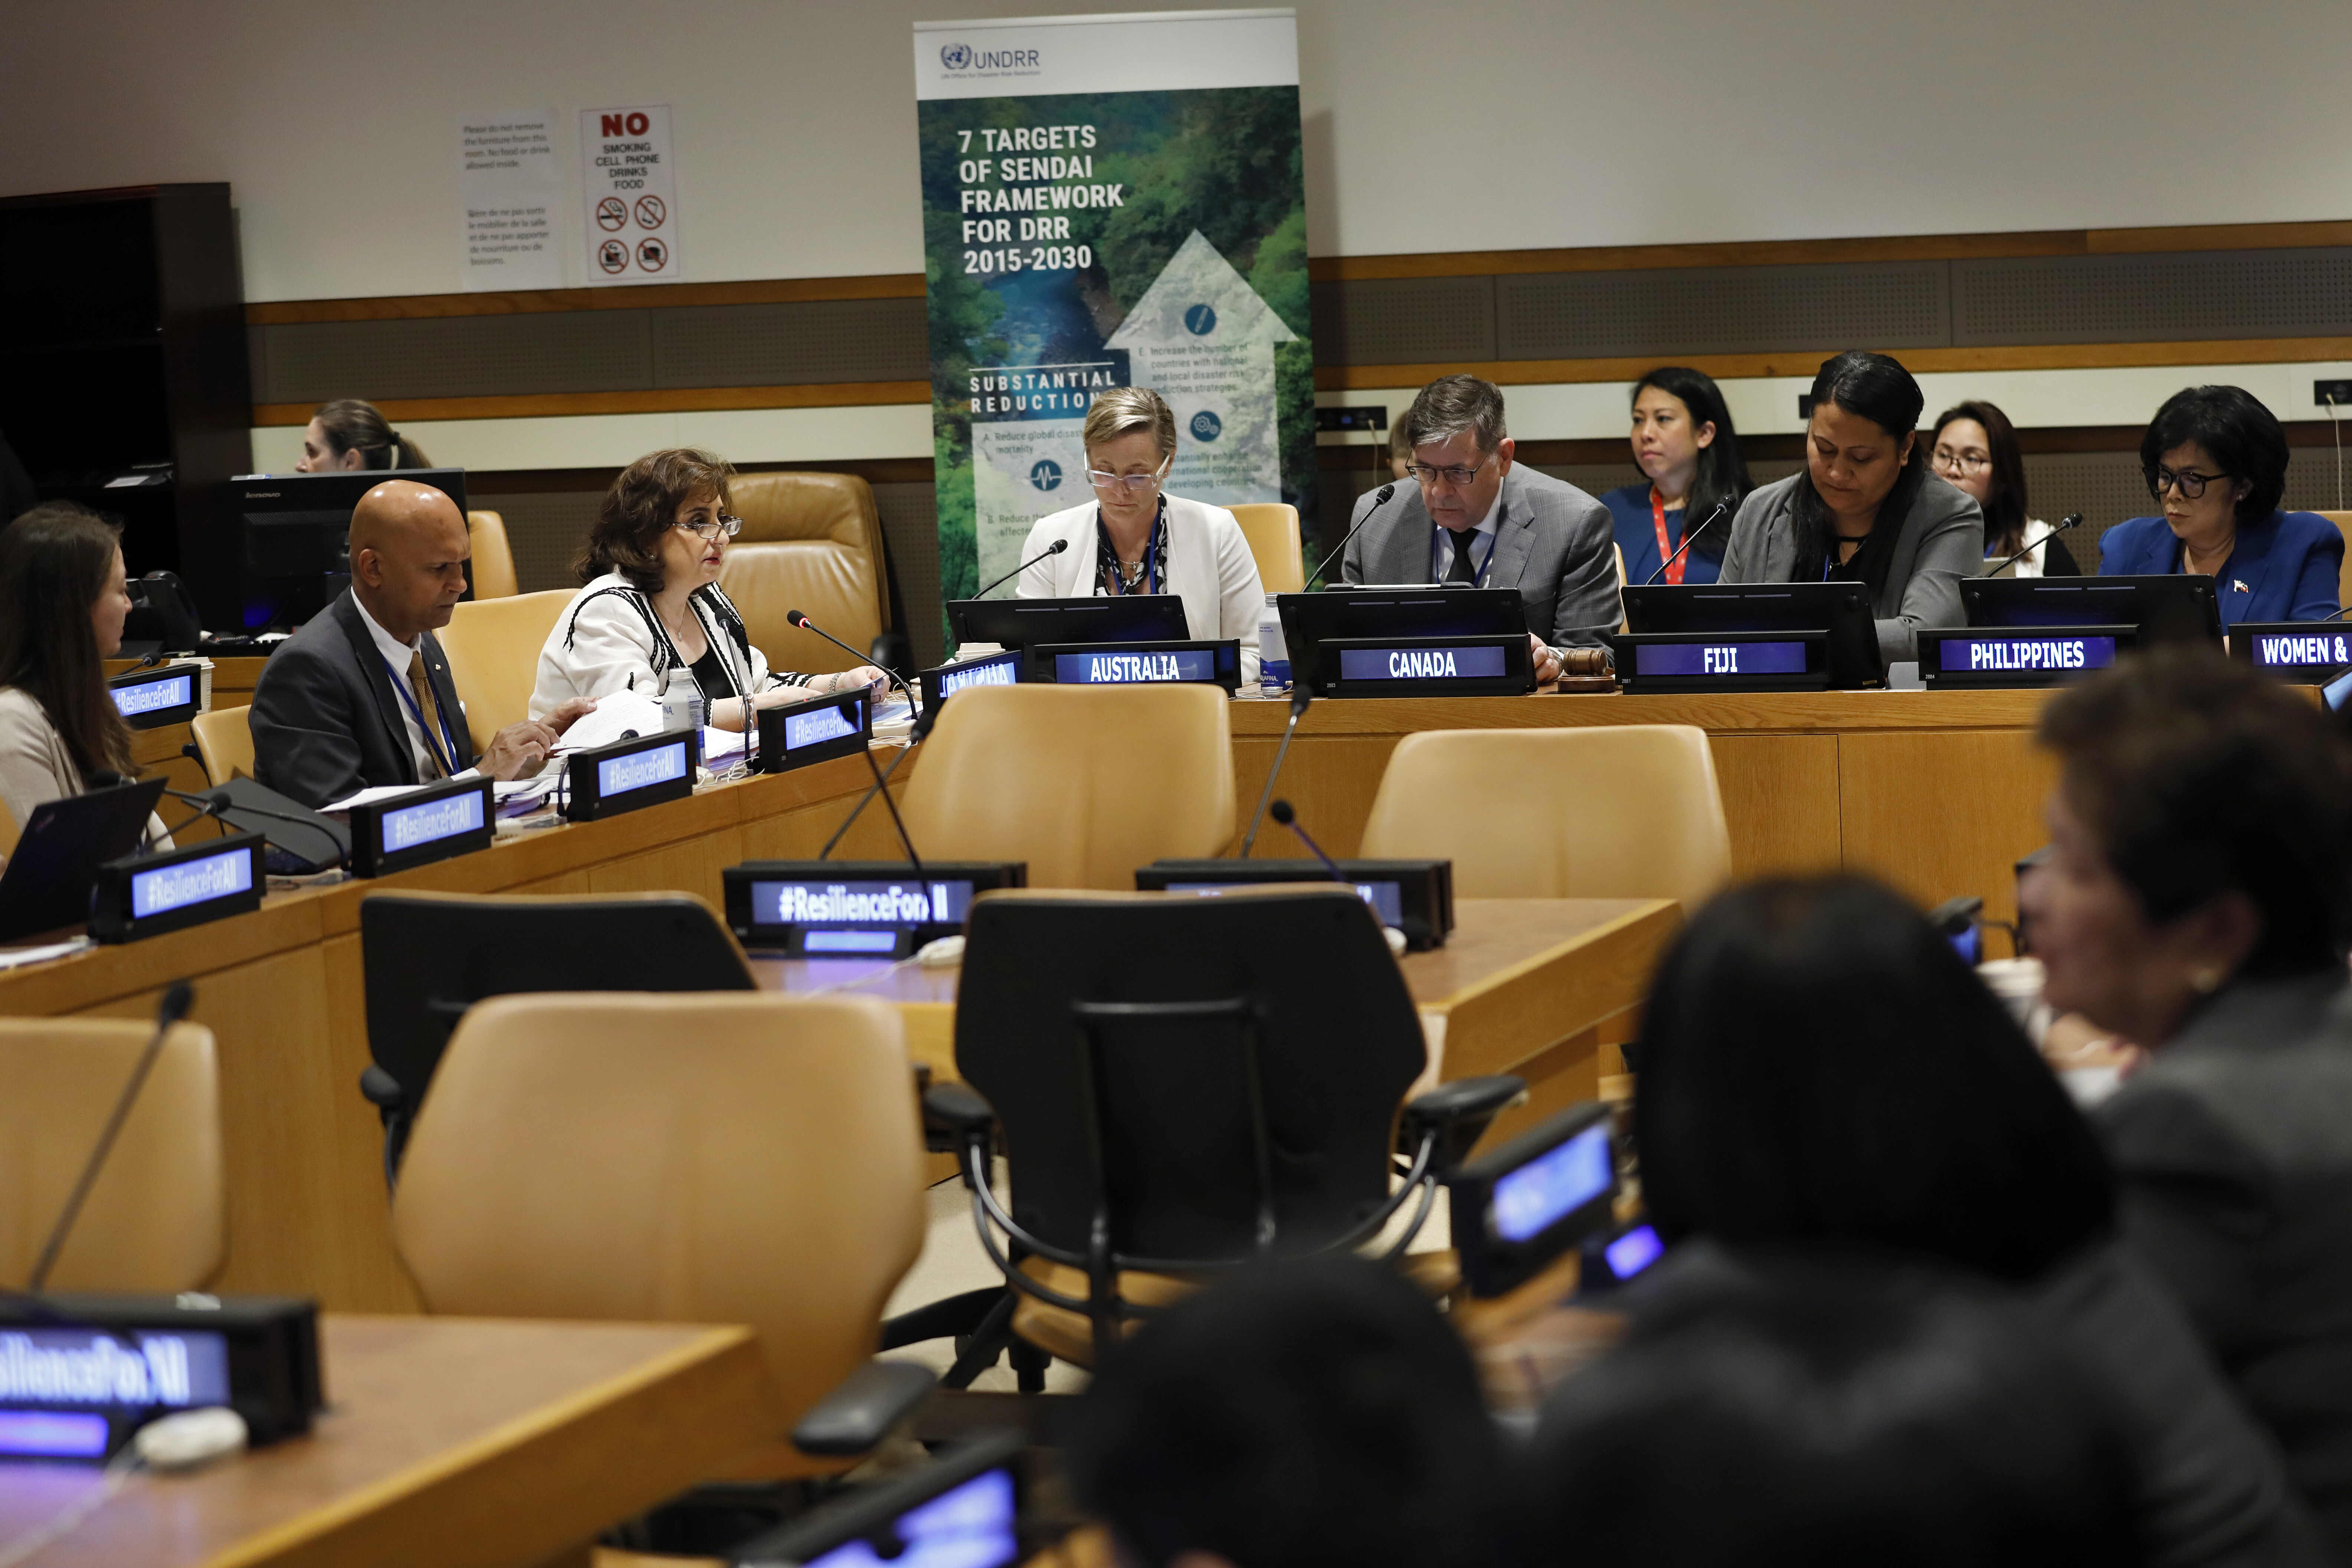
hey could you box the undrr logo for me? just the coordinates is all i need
[1183,304,1217,335]
[1190,410,1222,442]
[1030,459,1062,491]
[940,42,973,69]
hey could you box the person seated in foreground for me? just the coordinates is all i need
[251,480,590,807]
[1340,374,1621,682]
[1522,1262,2143,1568]
[2025,648,2352,1553]
[531,448,886,729]
[1628,873,2326,1567]
[1063,1257,1506,1568]
[2098,385,2342,626]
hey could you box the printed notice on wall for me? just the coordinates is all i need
[456,110,563,291]
[579,105,683,285]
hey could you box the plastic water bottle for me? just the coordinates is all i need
[659,668,704,733]
[1258,593,1290,693]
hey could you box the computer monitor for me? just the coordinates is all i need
[0,778,168,943]
[1274,587,1526,696]
[1622,582,1883,688]
[220,469,468,631]
[1960,574,2220,644]
[947,594,1190,654]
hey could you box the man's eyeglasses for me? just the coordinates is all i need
[2147,468,2232,501]
[677,513,744,541]
[1932,448,1991,474]
[1086,459,1170,495]
[1404,454,1494,488]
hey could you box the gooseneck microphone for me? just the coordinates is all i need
[971,537,1070,600]
[1983,513,2083,579]
[1240,687,1313,857]
[784,610,916,710]
[161,786,348,870]
[28,983,194,1293]
[1267,799,1344,883]
[1642,498,1733,586]
[1305,483,1398,589]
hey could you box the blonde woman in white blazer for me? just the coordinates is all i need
[996,387,1266,684]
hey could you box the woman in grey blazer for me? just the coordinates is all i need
[1719,351,1984,665]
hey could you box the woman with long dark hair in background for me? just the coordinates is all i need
[1718,351,1984,663]
[1602,367,1751,587]
[1932,399,2079,577]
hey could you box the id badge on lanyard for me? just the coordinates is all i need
[1650,488,1684,586]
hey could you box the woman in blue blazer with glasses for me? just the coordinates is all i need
[2099,386,2342,628]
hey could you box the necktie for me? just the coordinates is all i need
[1447,527,1481,583]
[405,648,448,781]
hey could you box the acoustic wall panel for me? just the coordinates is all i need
[1953,250,2352,346]
[257,312,654,404]
[651,298,928,388]
[1309,276,1495,367]
[1496,263,1949,360]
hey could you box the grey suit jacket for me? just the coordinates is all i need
[1717,471,1984,663]
[1339,464,1619,652]
[2096,972,2352,1561]
[251,589,476,809]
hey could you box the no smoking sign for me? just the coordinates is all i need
[579,104,682,284]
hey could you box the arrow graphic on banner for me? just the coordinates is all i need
[1105,230,1297,508]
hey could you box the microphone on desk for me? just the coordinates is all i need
[161,785,349,872]
[1642,498,1733,586]
[26,983,194,1293]
[1239,687,1313,857]
[785,610,915,710]
[1267,799,1344,883]
[1304,484,1398,590]
[970,537,1069,600]
[1982,512,2082,579]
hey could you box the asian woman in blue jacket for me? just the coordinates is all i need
[2099,386,2342,627]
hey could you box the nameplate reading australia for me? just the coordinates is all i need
[1033,640,1240,691]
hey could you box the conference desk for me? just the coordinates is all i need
[0,1315,779,1568]
[1228,688,2061,927]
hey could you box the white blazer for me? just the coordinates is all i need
[1004,494,1266,684]
[531,572,800,720]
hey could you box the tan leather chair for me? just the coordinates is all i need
[1359,726,1731,910]
[720,472,892,677]
[392,992,925,1479]
[466,511,520,600]
[1614,542,1629,632]
[898,684,1235,888]
[0,1018,223,1290]
[1229,502,1304,593]
[438,588,574,754]
[2320,512,2352,609]
[0,796,16,858]
[190,704,255,785]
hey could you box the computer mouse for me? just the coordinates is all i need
[134,1407,248,1470]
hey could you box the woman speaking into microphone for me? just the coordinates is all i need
[1005,386,1267,683]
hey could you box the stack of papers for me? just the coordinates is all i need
[555,693,666,753]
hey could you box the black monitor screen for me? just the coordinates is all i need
[225,469,468,631]
[948,595,1189,652]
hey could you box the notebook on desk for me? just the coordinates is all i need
[0,778,167,943]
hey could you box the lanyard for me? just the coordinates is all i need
[1099,503,1163,596]
[1649,488,1684,586]
[1431,525,1497,586]
[382,652,461,777]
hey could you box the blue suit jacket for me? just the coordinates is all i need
[1601,482,1724,587]
[2098,509,2345,627]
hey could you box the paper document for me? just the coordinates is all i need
[556,692,666,753]
[0,938,94,971]
[322,770,483,814]
[701,726,748,764]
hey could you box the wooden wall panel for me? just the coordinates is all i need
[1709,734,1842,880]
[1228,736,1402,860]
[583,826,744,905]
[1838,731,2057,925]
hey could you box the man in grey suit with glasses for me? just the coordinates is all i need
[1340,375,1621,682]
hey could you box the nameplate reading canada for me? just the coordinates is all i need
[1337,645,1509,682]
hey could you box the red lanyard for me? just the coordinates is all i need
[1649,488,1685,586]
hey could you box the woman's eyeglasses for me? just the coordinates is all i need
[2147,468,2231,501]
[1086,458,1170,495]
[677,513,744,541]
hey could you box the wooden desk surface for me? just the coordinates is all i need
[0,1315,780,1568]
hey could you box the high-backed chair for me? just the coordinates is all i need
[0,1017,222,1290]
[1359,726,1731,909]
[393,992,932,1479]
[926,887,1520,1368]
[190,704,255,785]
[358,891,757,1180]
[897,684,1235,888]
[720,472,892,677]
[466,511,520,600]
[437,588,573,754]
[1229,502,1303,593]
[2319,512,2352,608]
[0,796,16,858]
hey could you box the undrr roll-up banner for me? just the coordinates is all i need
[913,9,1312,636]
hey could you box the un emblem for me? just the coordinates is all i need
[940,42,973,69]
[1030,458,1063,491]
[1183,303,1217,335]
[1190,410,1222,442]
